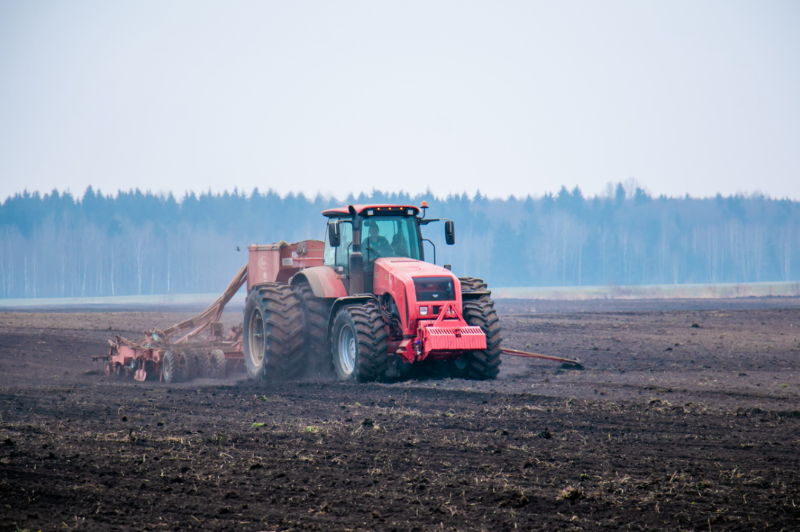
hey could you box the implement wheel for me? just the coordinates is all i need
[210,349,227,378]
[161,350,184,383]
[106,361,123,380]
[331,300,388,382]
[185,351,201,380]
[195,351,212,378]
[242,284,306,380]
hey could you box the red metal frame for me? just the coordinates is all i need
[416,302,486,360]
[99,264,250,381]
[103,333,245,382]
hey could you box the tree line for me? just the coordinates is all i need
[0,183,798,299]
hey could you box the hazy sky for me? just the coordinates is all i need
[1,1,798,202]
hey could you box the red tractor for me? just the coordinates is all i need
[100,202,578,383]
[242,202,502,381]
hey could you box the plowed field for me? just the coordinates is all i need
[1,298,799,531]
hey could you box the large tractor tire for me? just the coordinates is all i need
[161,350,185,383]
[295,282,334,377]
[242,284,306,380]
[460,299,503,380]
[459,277,491,302]
[331,300,389,382]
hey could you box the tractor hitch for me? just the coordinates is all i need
[501,348,584,369]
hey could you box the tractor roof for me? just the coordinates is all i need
[322,204,421,217]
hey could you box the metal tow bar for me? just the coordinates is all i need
[501,348,584,369]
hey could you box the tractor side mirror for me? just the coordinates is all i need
[444,220,455,245]
[328,221,341,247]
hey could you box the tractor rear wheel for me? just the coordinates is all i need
[161,350,184,383]
[460,299,502,380]
[331,300,389,382]
[242,284,306,380]
[296,282,334,377]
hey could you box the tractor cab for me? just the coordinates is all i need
[323,205,421,268]
[322,204,455,294]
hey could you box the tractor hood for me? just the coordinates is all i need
[371,258,461,324]
[373,258,457,286]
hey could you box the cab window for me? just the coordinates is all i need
[323,220,353,269]
[362,216,421,263]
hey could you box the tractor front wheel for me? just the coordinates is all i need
[331,301,389,382]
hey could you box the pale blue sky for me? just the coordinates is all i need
[1,1,798,202]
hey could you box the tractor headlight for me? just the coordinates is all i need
[419,306,429,316]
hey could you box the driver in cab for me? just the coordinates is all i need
[363,223,393,258]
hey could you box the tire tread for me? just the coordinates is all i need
[243,284,307,380]
[462,299,503,380]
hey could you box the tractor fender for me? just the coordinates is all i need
[291,266,348,298]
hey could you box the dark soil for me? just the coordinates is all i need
[1,298,799,531]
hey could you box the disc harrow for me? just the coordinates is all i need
[94,265,248,383]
